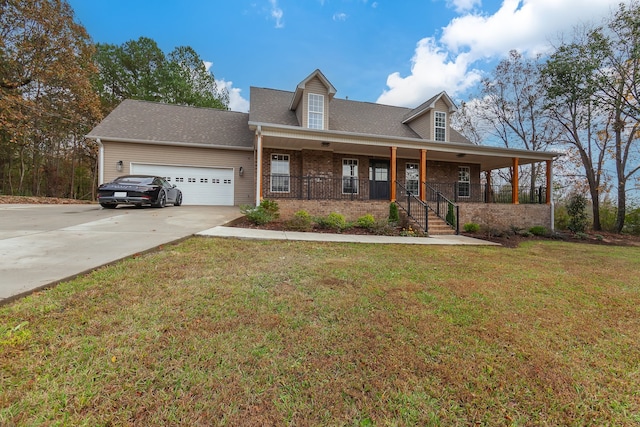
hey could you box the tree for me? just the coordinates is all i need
[586,1,640,232]
[542,31,610,231]
[93,38,229,115]
[474,51,561,198]
[0,0,102,197]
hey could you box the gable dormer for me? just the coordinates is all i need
[402,91,457,141]
[289,69,337,130]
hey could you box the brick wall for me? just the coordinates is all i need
[275,199,391,221]
[459,203,552,231]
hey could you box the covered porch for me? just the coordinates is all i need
[251,123,558,233]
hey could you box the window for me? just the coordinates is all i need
[458,166,470,198]
[435,111,446,142]
[342,159,358,194]
[308,94,324,129]
[406,163,419,195]
[270,154,290,192]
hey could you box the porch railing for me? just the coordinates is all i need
[425,184,459,234]
[263,175,369,200]
[428,183,547,204]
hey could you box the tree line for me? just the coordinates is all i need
[0,0,228,200]
[454,1,640,233]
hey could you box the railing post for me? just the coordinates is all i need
[425,203,429,233]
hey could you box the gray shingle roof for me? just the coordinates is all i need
[87,100,254,148]
[250,87,422,139]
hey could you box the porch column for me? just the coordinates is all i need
[485,170,491,203]
[255,128,263,206]
[546,160,552,205]
[390,146,397,202]
[419,149,427,202]
[512,157,519,204]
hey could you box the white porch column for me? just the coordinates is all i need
[255,127,263,206]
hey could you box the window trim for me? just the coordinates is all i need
[308,93,324,130]
[458,166,470,198]
[405,162,419,195]
[434,111,446,142]
[270,153,290,193]
[342,158,359,194]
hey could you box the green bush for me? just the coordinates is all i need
[567,194,589,233]
[446,203,456,226]
[529,225,548,236]
[388,202,399,224]
[240,199,280,225]
[356,214,376,229]
[315,212,350,232]
[624,206,640,235]
[285,210,312,231]
[370,219,397,236]
[463,222,480,233]
[554,204,570,230]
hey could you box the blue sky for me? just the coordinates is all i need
[69,0,627,112]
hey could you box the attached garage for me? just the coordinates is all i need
[87,100,256,206]
[131,164,234,206]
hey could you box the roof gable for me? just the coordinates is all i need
[402,91,458,124]
[289,69,337,110]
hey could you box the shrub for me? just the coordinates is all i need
[240,199,280,225]
[388,202,399,224]
[315,212,350,232]
[285,210,312,231]
[370,219,397,236]
[464,222,480,233]
[446,203,456,226]
[529,225,548,236]
[567,194,589,233]
[356,214,376,229]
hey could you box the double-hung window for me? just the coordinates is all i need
[406,163,419,195]
[435,111,446,142]
[308,94,324,129]
[270,154,290,193]
[458,166,470,198]
[342,159,358,194]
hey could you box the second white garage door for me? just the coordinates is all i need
[131,163,234,206]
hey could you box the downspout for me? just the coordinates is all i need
[255,126,262,206]
[97,138,104,185]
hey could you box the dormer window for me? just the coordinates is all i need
[308,93,324,129]
[435,111,446,141]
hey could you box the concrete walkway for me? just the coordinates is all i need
[198,226,499,245]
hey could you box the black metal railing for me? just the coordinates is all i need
[263,175,369,200]
[425,184,459,234]
[395,182,429,233]
[428,183,547,204]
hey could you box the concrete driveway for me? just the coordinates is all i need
[0,204,241,303]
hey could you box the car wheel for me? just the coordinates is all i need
[100,203,117,209]
[174,192,182,206]
[153,191,166,208]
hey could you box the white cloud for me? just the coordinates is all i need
[269,0,284,28]
[217,79,250,112]
[447,0,481,13]
[333,12,348,21]
[377,0,623,107]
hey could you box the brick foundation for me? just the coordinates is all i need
[274,199,391,221]
[459,203,552,231]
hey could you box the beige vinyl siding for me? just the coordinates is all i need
[102,141,255,205]
[302,76,330,129]
[405,112,432,140]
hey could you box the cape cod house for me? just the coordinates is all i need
[87,69,559,234]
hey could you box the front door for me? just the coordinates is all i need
[369,160,390,200]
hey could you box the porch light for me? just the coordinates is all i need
[116,160,123,172]
[239,166,244,176]
[321,141,330,147]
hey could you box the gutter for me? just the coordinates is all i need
[84,135,254,152]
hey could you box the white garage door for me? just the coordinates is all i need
[131,164,234,206]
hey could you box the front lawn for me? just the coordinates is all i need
[1,238,639,426]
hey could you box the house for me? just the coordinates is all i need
[87,69,559,234]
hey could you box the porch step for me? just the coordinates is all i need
[404,211,456,235]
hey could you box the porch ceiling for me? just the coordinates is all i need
[261,135,555,171]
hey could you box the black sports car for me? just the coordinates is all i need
[97,175,182,209]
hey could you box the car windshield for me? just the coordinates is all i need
[114,176,155,185]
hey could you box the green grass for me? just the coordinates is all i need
[2,238,640,426]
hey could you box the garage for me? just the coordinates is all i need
[131,163,234,206]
